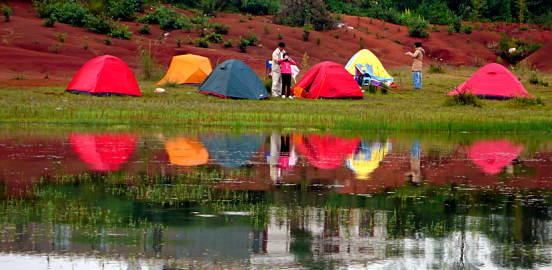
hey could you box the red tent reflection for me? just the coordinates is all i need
[69,133,138,171]
[466,140,524,174]
[295,134,361,169]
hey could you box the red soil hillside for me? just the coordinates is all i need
[1,0,551,87]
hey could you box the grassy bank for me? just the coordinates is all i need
[1,67,551,132]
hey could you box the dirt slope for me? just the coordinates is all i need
[1,1,551,87]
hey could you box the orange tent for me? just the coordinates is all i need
[156,54,212,85]
[164,137,209,166]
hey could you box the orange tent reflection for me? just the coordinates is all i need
[164,137,209,166]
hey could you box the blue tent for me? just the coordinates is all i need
[199,133,266,168]
[198,59,269,100]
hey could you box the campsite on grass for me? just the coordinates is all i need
[1,0,552,269]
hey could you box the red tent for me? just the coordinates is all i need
[295,134,361,169]
[294,61,363,99]
[69,133,138,171]
[466,140,524,174]
[66,55,141,96]
[447,63,533,99]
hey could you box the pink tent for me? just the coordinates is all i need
[447,63,534,99]
[467,140,524,174]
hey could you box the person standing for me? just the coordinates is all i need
[271,42,286,97]
[277,53,296,98]
[405,42,425,90]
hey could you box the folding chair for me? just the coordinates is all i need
[266,60,272,78]
[355,63,371,87]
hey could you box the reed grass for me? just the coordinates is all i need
[0,67,551,132]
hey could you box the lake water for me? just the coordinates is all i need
[1,128,552,269]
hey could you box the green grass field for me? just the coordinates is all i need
[1,66,551,132]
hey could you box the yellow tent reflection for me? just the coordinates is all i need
[347,140,391,180]
[164,137,208,166]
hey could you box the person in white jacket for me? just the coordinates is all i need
[271,42,286,97]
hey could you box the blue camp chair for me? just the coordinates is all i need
[266,60,273,78]
[355,63,371,86]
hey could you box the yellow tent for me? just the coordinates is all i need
[164,137,209,166]
[156,54,212,85]
[347,140,391,180]
[344,49,392,80]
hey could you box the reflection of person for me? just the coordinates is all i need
[277,53,297,99]
[271,43,286,97]
[267,132,281,181]
[406,140,421,184]
[405,42,425,90]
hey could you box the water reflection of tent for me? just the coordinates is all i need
[199,134,265,168]
[466,140,524,174]
[295,134,360,169]
[164,137,208,166]
[347,140,391,179]
[69,133,138,171]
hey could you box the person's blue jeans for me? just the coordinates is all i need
[412,71,422,89]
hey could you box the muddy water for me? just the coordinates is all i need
[1,129,552,269]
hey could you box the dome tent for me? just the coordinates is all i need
[345,49,393,81]
[156,54,212,86]
[293,61,363,99]
[447,63,534,99]
[66,55,141,96]
[198,59,269,100]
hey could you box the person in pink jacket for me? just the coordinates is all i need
[277,53,297,98]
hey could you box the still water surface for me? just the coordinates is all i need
[1,129,552,269]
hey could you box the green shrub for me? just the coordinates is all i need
[529,71,541,85]
[237,36,248,52]
[194,37,210,48]
[277,31,283,39]
[508,97,545,108]
[187,35,193,44]
[108,23,133,39]
[316,36,321,45]
[245,32,259,45]
[460,24,474,34]
[43,16,56,27]
[85,14,112,34]
[443,93,483,107]
[175,38,183,47]
[334,33,339,39]
[262,79,272,93]
[238,14,247,22]
[224,39,233,48]
[238,0,279,15]
[42,2,90,27]
[429,62,446,74]
[273,0,334,31]
[206,32,223,43]
[48,44,62,54]
[138,24,151,34]
[1,4,12,22]
[54,32,67,42]
[108,0,144,21]
[102,37,113,45]
[302,27,310,41]
[199,0,219,16]
[406,16,429,37]
[212,23,230,35]
[393,39,402,44]
[137,48,161,80]
[263,24,270,34]
[247,13,253,20]
[141,6,189,32]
